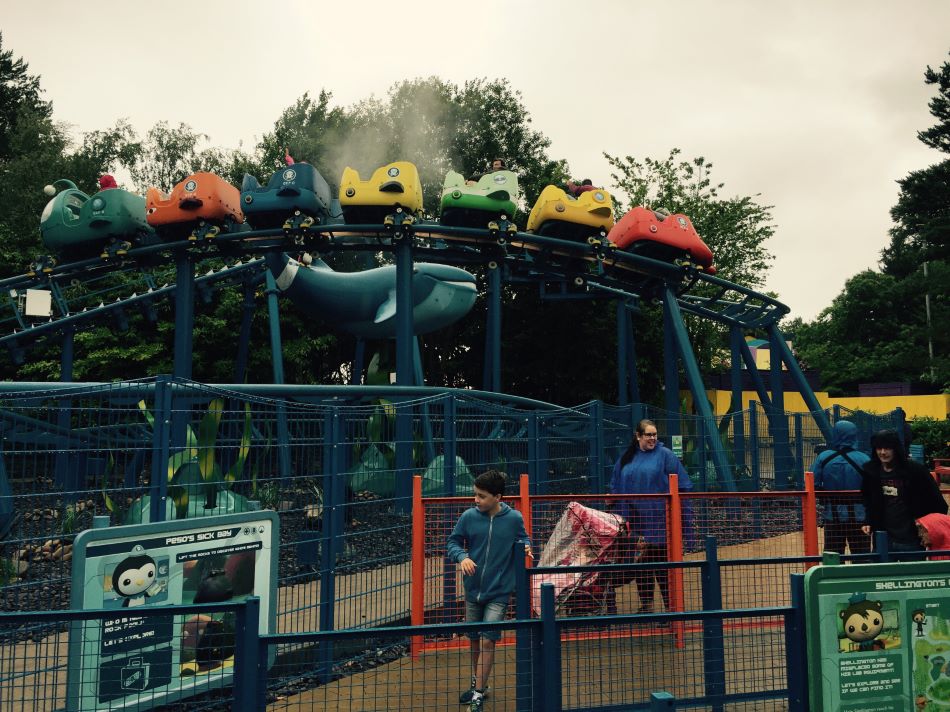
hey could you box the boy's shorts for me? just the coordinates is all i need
[465,598,509,642]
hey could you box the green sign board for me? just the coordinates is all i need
[805,558,950,711]
[66,511,279,711]
[670,435,683,459]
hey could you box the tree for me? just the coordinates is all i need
[603,149,776,393]
[883,51,950,278]
[127,121,248,193]
[0,33,52,162]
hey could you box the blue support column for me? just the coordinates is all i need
[728,327,743,413]
[394,240,414,510]
[767,322,833,443]
[265,274,291,483]
[662,298,680,435]
[769,328,793,488]
[663,290,735,491]
[264,272,285,385]
[701,537,725,712]
[737,338,773,410]
[483,264,502,393]
[617,301,629,406]
[233,283,256,384]
[173,252,194,381]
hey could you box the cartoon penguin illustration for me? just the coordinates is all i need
[840,594,886,652]
[913,609,927,637]
[112,548,159,607]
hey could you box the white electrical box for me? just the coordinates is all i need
[24,289,52,317]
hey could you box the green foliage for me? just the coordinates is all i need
[0,32,52,162]
[126,121,252,194]
[911,416,950,466]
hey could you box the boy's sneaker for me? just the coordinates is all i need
[469,691,485,711]
[459,684,489,704]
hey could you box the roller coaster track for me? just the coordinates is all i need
[0,221,788,359]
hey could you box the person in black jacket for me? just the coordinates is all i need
[860,429,947,554]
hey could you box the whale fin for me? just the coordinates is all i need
[375,289,398,324]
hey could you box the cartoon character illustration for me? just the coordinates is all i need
[112,547,162,607]
[914,609,928,637]
[840,594,886,652]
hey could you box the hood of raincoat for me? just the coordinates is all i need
[830,420,859,451]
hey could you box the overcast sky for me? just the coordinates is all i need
[5,1,948,321]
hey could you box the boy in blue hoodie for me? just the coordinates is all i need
[446,470,531,711]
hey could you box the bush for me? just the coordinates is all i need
[910,416,950,467]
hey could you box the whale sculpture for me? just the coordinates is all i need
[265,253,477,338]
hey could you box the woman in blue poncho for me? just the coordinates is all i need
[610,419,692,613]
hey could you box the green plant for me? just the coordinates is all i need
[113,399,255,523]
[0,556,17,586]
[911,416,950,467]
[61,503,78,536]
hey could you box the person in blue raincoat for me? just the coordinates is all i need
[609,419,693,613]
[811,420,871,556]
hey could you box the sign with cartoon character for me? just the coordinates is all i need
[805,559,950,711]
[65,511,278,711]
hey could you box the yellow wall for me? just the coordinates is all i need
[705,390,949,420]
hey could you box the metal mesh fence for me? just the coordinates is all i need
[0,378,909,709]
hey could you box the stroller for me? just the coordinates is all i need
[531,501,626,615]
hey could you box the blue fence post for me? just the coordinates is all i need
[733,409,746,487]
[786,574,807,711]
[793,413,804,489]
[697,416,707,490]
[701,536,725,711]
[318,407,342,682]
[537,416,549,496]
[528,412,540,489]
[748,402,760,489]
[149,376,172,523]
[444,395,457,495]
[540,583,562,712]
[515,544,532,712]
[233,596,261,712]
[875,531,890,563]
[591,401,605,493]
[650,692,676,710]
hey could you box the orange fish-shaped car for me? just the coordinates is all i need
[607,207,715,274]
[146,172,244,240]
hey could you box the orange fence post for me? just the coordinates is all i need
[802,471,819,566]
[519,474,533,562]
[410,474,424,659]
[668,474,685,649]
